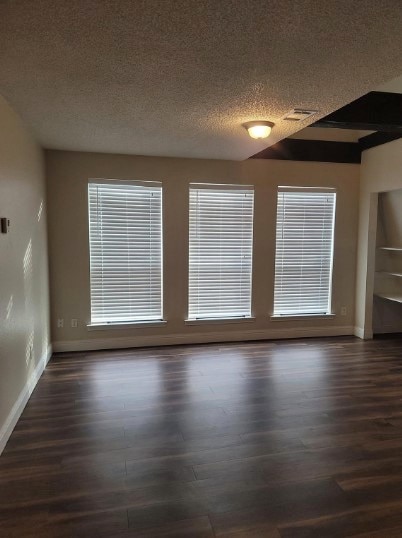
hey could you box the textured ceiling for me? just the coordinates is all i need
[377,74,402,94]
[0,1,402,160]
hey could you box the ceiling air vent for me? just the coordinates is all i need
[283,109,318,121]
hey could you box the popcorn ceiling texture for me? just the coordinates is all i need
[0,0,401,160]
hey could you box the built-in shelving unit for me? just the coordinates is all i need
[374,293,402,304]
[374,247,402,307]
[373,189,402,334]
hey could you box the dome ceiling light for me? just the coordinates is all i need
[243,120,275,139]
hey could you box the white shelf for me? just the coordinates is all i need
[378,247,402,252]
[376,271,402,278]
[374,293,402,304]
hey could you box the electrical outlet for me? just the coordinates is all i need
[341,306,347,316]
[57,318,64,328]
[71,319,78,328]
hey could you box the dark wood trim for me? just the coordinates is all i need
[312,92,402,133]
[359,132,402,152]
[248,138,360,163]
[250,91,402,162]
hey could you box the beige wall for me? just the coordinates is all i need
[357,139,402,338]
[46,150,359,351]
[0,97,50,452]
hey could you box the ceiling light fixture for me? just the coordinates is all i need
[243,120,274,139]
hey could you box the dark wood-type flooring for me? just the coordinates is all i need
[3,336,402,537]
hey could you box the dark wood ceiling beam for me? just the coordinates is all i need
[311,92,402,133]
[359,132,402,152]
[249,91,402,161]
[248,139,360,163]
[248,133,401,161]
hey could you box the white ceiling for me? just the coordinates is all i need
[0,0,402,160]
[377,74,402,94]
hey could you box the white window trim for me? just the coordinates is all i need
[188,183,255,321]
[270,313,335,321]
[88,179,163,325]
[273,186,337,317]
[88,178,162,188]
[87,320,167,331]
[185,316,256,326]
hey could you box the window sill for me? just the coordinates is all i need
[270,314,335,321]
[185,317,255,326]
[87,320,167,331]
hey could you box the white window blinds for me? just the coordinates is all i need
[88,181,162,324]
[188,185,254,319]
[273,188,336,316]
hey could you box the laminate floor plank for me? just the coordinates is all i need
[3,336,402,536]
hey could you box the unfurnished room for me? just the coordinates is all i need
[2,1,402,537]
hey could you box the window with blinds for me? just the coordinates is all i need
[273,188,336,316]
[88,181,162,324]
[188,184,254,320]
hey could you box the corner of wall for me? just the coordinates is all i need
[0,95,51,455]
[0,345,52,455]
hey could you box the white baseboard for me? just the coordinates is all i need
[0,345,52,455]
[354,326,365,339]
[354,327,376,340]
[52,326,355,353]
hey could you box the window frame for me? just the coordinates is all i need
[271,186,337,319]
[87,178,164,328]
[187,183,255,322]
